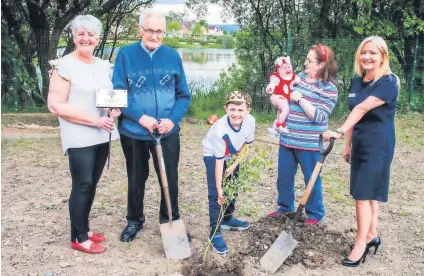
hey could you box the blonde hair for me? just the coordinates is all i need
[354,36,400,88]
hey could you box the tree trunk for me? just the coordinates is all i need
[110,16,124,62]
[316,0,331,38]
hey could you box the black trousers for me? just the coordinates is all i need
[68,142,108,243]
[120,131,180,225]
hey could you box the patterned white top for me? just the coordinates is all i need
[49,54,119,155]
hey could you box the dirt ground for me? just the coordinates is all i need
[1,114,424,276]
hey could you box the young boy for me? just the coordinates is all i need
[202,91,255,254]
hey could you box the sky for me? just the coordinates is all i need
[153,0,235,25]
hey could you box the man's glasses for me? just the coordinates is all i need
[142,26,165,37]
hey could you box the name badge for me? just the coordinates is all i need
[348,93,356,98]
[96,89,128,108]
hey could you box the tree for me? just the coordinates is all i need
[165,11,185,22]
[192,22,207,36]
[346,0,424,89]
[167,22,182,36]
[1,0,153,106]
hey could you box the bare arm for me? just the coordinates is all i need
[290,91,317,120]
[215,158,225,192]
[225,144,249,177]
[215,158,226,205]
[47,69,114,131]
[343,128,353,163]
[323,96,386,141]
[339,96,385,134]
[345,128,353,149]
[298,97,316,120]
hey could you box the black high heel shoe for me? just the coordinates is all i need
[342,248,369,267]
[367,236,381,255]
[349,236,381,255]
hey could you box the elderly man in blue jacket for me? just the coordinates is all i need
[113,8,191,242]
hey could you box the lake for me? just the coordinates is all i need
[57,47,236,90]
[176,48,236,90]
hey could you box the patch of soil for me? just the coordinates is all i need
[245,215,352,268]
[181,253,243,276]
[182,215,353,275]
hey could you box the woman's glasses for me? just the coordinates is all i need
[305,58,319,65]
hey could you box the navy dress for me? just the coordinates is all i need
[348,74,399,202]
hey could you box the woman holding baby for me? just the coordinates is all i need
[268,44,338,225]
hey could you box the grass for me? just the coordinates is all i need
[1,105,49,113]
[394,112,424,148]
[2,139,32,153]
[321,170,353,206]
[237,201,260,219]
[420,225,424,240]
[184,204,202,214]
[39,203,58,211]
[95,199,107,210]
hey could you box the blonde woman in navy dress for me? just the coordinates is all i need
[323,36,399,267]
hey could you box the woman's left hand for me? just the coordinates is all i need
[290,91,302,102]
[322,130,342,141]
[109,108,121,120]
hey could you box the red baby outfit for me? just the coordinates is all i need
[269,72,296,100]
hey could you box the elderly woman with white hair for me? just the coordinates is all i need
[48,15,121,254]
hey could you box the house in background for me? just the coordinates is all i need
[207,25,224,36]
[180,21,194,37]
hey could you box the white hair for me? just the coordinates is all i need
[139,8,166,28]
[70,15,102,37]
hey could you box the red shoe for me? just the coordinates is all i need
[275,122,286,128]
[304,218,323,225]
[268,210,282,218]
[88,232,106,243]
[70,241,105,254]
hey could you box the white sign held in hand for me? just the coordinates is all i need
[96,89,128,108]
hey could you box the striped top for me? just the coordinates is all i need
[280,72,338,151]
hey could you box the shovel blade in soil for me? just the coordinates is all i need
[159,219,191,260]
[260,231,298,273]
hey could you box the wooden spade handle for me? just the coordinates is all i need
[299,162,323,206]
[155,144,173,224]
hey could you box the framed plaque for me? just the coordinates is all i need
[96,89,128,108]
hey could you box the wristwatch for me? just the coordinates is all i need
[336,128,345,137]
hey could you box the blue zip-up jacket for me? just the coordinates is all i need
[112,42,191,140]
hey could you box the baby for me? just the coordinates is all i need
[266,56,299,135]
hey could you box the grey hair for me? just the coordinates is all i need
[139,8,166,28]
[70,15,102,37]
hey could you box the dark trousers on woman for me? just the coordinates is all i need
[68,142,108,243]
[120,132,181,226]
[204,156,239,235]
